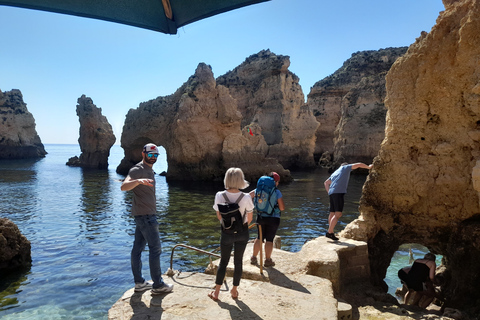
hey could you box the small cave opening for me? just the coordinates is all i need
[385,243,443,304]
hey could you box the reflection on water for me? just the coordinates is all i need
[0,271,28,311]
[0,159,39,223]
[79,169,115,242]
[0,145,416,319]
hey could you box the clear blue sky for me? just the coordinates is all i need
[0,0,445,144]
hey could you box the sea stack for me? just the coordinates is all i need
[67,95,116,169]
[0,89,46,159]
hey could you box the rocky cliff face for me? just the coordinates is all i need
[0,218,31,273]
[307,47,407,167]
[217,50,319,169]
[343,0,480,313]
[0,89,46,159]
[117,63,290,182]
[67,95,116,169]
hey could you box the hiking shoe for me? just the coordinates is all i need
[134,280,153,292]
[326,232,339,241]
[151,282,174,295]
[250,256,258,265]
[264,258,275,267]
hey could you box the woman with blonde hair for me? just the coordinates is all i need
[208,168,254,301]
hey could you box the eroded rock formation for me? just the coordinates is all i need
[0,218,31,273]
[117,63,290,182]
[67,95,116,169]
[0,89,46,159]
[307,47,407,167]
[343,0,480,313]
[217,50,319,169]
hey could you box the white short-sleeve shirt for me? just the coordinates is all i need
[213,190,254,224]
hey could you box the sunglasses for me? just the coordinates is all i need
[146,153,159,158]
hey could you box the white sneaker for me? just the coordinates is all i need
[134,280,153,292]
[151,282,174,295]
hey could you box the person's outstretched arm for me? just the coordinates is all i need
[120,175,153,191]
[351,163,373,170]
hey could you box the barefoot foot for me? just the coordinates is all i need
[208,291,220,301]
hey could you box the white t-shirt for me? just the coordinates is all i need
[213,190,254,224]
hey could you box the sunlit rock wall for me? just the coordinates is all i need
[343,0,480,313]
[307,48,407,166]
[217,50,319,169]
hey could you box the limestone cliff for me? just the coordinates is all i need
[0,89,46,159]
[343,0,480,313]
[67,95,116,169]
[0,218,31,273]
[117,63,290,182]
[307,47,407,166]
[217,50,319,169]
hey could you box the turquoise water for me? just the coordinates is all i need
[0,144,421,319]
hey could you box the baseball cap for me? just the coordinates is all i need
[271,172,280,182]
[143,143,159,154]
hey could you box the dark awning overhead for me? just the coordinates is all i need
[0,0,270,34]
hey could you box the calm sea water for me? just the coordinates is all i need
[0,144,428,319]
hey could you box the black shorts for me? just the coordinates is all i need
[255,216,280,242]
[329,193,345,212]
[398,269,408,285]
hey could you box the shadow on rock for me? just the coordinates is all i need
[266,268,310,294]
[216,298,263,320]
[130,291,163,320]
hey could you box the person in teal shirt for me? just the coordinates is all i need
[324,162,372,240]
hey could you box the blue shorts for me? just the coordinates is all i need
[329,193,345,212]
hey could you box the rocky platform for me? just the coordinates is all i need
[109,237,369,320]
[109,236,464,319]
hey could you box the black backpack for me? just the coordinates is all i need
[217,192,245,233]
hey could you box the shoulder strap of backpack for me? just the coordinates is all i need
[222,191,230,203]
[269,187,277,208]
[222,191,244,204]
[235,193,244,204]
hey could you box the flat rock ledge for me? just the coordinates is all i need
[109,236,370,320]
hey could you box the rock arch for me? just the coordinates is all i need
[117,52,319,182]
[343,0,480,313]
